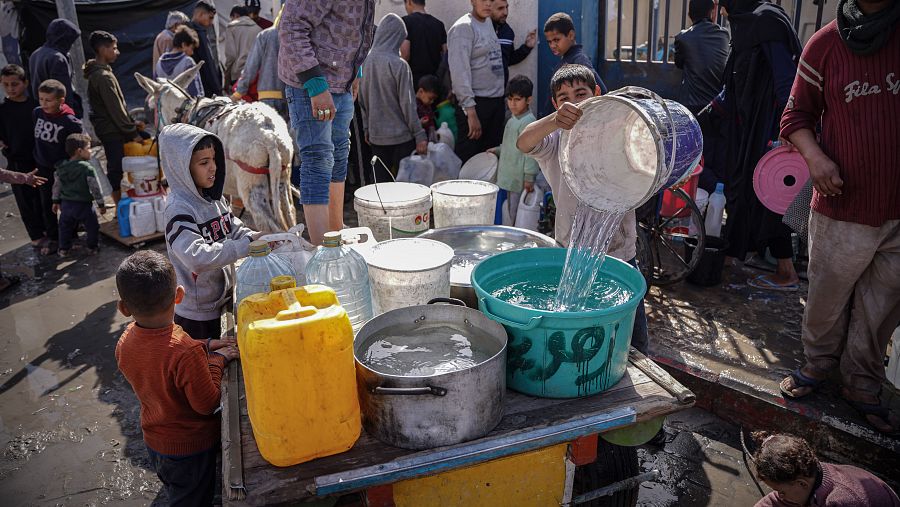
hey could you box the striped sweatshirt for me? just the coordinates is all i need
[780,21,900,227]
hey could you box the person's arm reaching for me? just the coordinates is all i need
[517,102,584,154]
[509,30,535,66]
[400,39,411,61]
[165,212,253,273]
[176,344,231,415]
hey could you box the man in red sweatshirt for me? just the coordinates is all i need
[114,250,239,505]
[778,0,900,435]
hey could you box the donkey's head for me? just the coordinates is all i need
[134,61,204,129]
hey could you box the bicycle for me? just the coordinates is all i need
[635,185,707,287]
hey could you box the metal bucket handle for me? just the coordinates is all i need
[479,297,544,331]
[427,297,467,307]
[371,386,448,396]
[608,86,677,185]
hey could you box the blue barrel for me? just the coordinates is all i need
[472,248,647,398]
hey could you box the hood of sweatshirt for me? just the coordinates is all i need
[157,51,191,77]
[228,16,258,29]
[159,123,226,202]
[54,158,88,185]
[371,13,406,55]
[46,19,81,53]
[83,59,110,80]
[42,103,76,119]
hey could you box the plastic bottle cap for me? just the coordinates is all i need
[270,275,296,291]
[323,231,342,248]
[715,183,725,193]
[249,240,271,256]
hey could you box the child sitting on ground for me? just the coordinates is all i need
[517,64,647,354]
[115,250,239,505]
[33,79,83,255]
[52,133,106,256]
[415,74,442,140]
[488,75,539,225]
[751,431,899,506]
[156,25,204,97]
[160,123,258,341]
[359,13,428,176]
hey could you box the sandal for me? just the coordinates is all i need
[780,368,826,399]
[748,275,799,292]
[843,393,900,436]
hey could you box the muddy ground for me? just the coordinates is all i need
[0,184,772,506]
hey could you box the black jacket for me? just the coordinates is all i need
[190,21,223,97]
[28,19,83,118]
[493,20,532,84]
[673,20,730,110]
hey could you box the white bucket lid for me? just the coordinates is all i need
[355,182,432,209]
[431,179,499,197]
[459,152,498,182]
[367,238,454,272]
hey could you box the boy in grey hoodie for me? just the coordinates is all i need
[159,123,257,341]
[359,13,427,176]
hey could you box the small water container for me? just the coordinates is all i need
[306,232,373,332]
[129,200,157,237]
[437,122,455,150]
[397,154,435,186]
[123,156,162,198]
[117,197,133,238]
[153,195,167,233]
[238,285,360,466]
[514,190,541,232]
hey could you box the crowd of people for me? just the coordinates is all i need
[0,0,898,504]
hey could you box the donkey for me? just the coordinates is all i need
[135,63,295,233]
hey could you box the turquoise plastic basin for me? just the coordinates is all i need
[472,248,646,398]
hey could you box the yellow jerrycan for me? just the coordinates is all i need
[238,284,361,467]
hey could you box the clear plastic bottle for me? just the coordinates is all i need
[704,183,727,238]
[236,240,297,305]
[437,122,455,150]
[305,231,373,333]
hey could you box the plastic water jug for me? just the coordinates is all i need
[117,197,132,237]
[305,231,373,333]
[688,188,709,237]
[705,183,726,238]
[237,285,360,467]
[235,241,297,305]
[129,200,156,237]
[124,138,158,157]
[514,190,541,232]
[437,122,455,150]
[396,154,435,186]
[153,196,166,233]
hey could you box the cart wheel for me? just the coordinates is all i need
[572,439,639,507]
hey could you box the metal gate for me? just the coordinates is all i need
[537,0,831,106]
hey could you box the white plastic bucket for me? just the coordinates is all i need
[560,87,702,212]
[129,200,156,237]
[430,180,499,228]
[354,182,432,242]
[514,191,541,232]
[366,238,454,315]
[123,156,162,197]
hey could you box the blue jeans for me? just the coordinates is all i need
[286,86,354,205]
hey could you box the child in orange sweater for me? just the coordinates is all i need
[114,250,239,505]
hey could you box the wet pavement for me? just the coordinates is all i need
[0,182,886,505]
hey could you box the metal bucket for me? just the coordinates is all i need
[354,182,432,241]
[354,299,508,450]
[472,248,646,399]
[417,226,559,308]
[560,87,703,212]
[430,180,499,228]
[366,238,455,316]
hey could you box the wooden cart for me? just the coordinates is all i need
[220,347,694,506]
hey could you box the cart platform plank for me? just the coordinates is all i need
[222,349,693,506]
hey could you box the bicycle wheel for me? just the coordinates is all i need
[638,188,706,286]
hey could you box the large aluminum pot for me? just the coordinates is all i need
[418,226,559,308]
[354,298,508,450]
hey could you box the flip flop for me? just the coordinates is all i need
[843,397,900,436]
[780,368,825,399]
[748,275,798,292]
